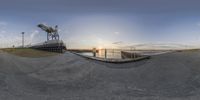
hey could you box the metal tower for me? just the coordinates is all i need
[37,24,59,41]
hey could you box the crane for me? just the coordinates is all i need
[37,24,59,41]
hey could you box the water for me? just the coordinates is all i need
[79,51,122,59]
[127,50,171,56]
[79,50,170,59]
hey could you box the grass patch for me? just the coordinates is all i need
[1,48,60,58]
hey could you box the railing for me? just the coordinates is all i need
[92,48,139,59]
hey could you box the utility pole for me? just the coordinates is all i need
[21,32,24,48]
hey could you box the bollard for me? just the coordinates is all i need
[93,48,96,57]
[105,49,107,58]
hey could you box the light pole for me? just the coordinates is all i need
[21,32,25,48]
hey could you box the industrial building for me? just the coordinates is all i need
[30,24,67,53]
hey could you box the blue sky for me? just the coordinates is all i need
[1,0,200,49]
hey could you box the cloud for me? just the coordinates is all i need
[0,21,7,30]
[0,22,7,26]
[0,30,6,34]
[0,31,21,48]
[30,30,39,43]
[114,31,120,35]
[112,41,123,45]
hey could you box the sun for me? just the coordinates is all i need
[97,46,103,49]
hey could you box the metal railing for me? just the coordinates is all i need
[92,48,138,59]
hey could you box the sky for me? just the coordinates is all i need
[1,0,200,49]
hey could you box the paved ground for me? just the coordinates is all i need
[0,50,200,100]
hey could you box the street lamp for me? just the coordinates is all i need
[21,32,25,48]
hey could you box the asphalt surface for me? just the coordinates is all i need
[0,50,200,100]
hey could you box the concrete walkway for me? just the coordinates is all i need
[0,50,200,100]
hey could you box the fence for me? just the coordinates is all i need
[93,49,138,59]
